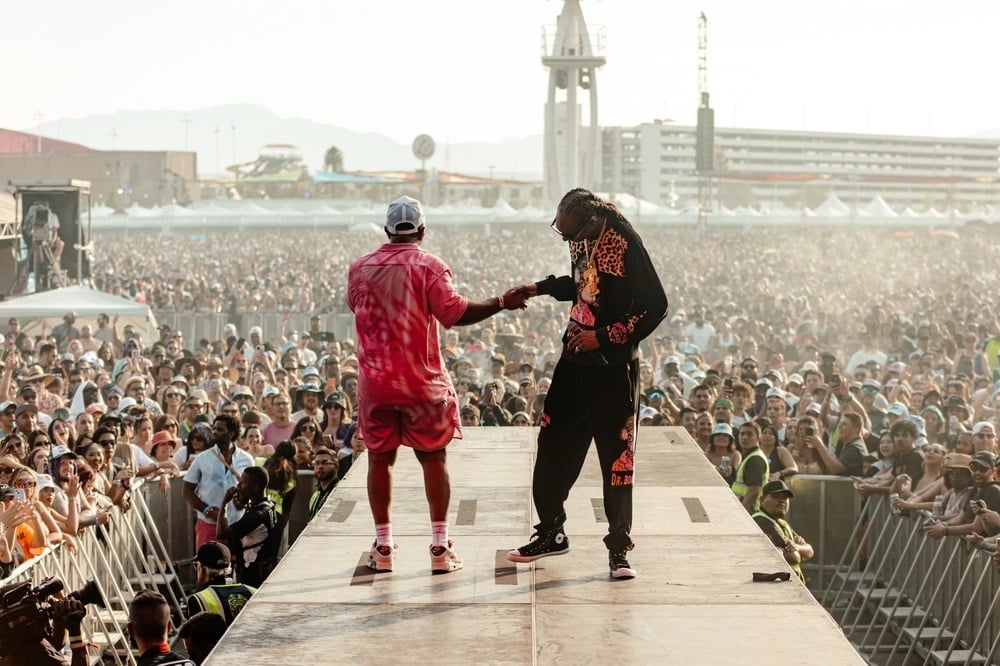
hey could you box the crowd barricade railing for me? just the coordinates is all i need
[0,477,182,666]
[0,468,331,663]
[154,312,357,351]
[784,474,863,592]
[819,493,1000,665]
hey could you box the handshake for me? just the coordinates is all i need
[497,284,538,311]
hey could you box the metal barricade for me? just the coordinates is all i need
[786,474,864,592]
[0,477,182,665]
[154,312,356,348]
[820,493,1000,665]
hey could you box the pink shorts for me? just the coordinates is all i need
[195,519,217,552]
[359,397,461,454]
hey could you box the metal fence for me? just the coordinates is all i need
[819,494,1000,665]
[1,469,321,664]
[0,479,185,666]
[153,312,356,349]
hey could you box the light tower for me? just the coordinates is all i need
[541,1,606,203]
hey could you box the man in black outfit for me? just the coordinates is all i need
[215,466,281,587]
[129,590,194,665]
[507,188,668,579]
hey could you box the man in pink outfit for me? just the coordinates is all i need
[348,195,528,574]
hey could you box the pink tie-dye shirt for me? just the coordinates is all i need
[348,242,468,409]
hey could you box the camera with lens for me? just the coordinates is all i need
[0,576,104,659]
[26,204,52,244]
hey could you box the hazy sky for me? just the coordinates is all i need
[4,1,997,145]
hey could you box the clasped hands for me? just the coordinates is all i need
[500,284,536,311]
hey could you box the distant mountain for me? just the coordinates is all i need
[32,104,542,180]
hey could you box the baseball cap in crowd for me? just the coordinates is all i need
[37,474,58,493]
[249,326,263,336]
[970,451,997,470]
[60,353,74,363]
[714,398,734,410]
[804,402,822,415]
[972,422,996,437]
[765,388,784,400]
[947,396,970,418]
[888,361,907,375]
[887,402,909,417]
[51,445,78,461]
[324,392,347,408]
[14,404,38,417]
[0,484,14,500]
[103,384,124,399]
[664,355,680,366]
[711,423,734,440]
[0,400,14,414]
[762,480,794,498]
[638,406,658,422]
[862,379,882,392]
[385,195,425,235]
[196,541,232,572]
[909,415,926,437]
[755,378,772,390]
[117,397,138,413]
[787,373,804,386]
[230,385,254,399]
[262,386,280,399]
[85,404,106,418]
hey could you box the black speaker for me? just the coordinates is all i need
[696,106,715,173]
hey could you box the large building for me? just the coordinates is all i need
[0,128,198,209]
[601,122,1000,213]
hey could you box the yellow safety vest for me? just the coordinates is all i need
[732,447,769,511]
[752,510,805,582]
[188,583,257,625]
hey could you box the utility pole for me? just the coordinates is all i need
[34,111,44,153]
[181,114,192,151]
[695,12,715,239]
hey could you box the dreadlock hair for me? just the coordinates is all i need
[556,188,634,232]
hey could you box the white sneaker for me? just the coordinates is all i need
[430,540,463,574]
[368,541,397,572]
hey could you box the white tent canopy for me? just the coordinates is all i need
[861,195,897,218]
[812,194,851,217]
[0,285,157,339]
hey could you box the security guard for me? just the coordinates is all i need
[185,542,257,626]
[732,420,769,512]
[753,480,814,583]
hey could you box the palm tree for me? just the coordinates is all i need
[324,146,344,173]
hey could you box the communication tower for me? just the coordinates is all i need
[541,1,606,203]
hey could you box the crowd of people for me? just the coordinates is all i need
[1,216,1000,654]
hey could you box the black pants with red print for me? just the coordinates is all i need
[532,356,640,553]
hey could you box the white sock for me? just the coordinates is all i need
[376,523,393,547]
[431,521,449,548]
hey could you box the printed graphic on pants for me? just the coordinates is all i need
[611,415,636,486]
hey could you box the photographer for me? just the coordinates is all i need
[24,201,64,288]
[0,579,89,666]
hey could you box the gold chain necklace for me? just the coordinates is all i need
[582,220,607,297]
